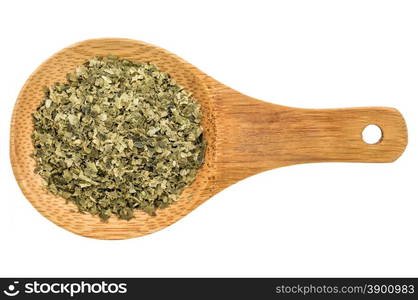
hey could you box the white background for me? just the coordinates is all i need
[1,0,417,277]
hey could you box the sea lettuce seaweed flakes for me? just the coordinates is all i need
[32,55,205,220]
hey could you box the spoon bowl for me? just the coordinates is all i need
[10,38,408,239]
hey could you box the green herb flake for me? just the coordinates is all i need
[32,55,205,221]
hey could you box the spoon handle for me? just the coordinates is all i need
[215,97,408,189]
[275,106,408,165]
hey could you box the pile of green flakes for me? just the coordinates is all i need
[32,55,205,220]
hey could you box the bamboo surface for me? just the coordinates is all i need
[10,39,408,239]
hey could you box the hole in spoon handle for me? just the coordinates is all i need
[362,124,383,145]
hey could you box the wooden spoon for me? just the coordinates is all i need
[10,38,408,239]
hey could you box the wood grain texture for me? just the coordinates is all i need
[10,38,408,239]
